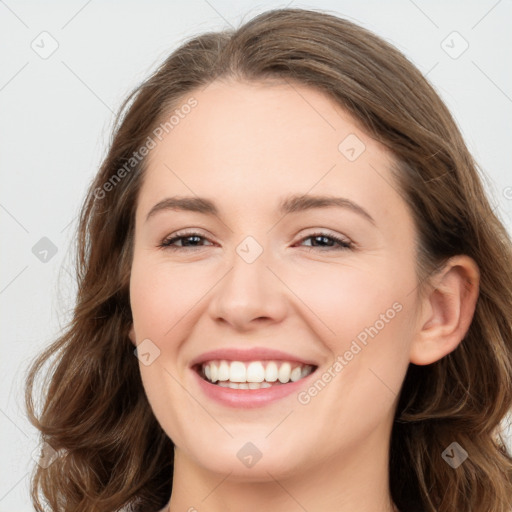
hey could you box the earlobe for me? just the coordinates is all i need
[410,255,480,366]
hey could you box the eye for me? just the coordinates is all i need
[158,231,213,250]
[158,230,353,251]
[297,231,353,251]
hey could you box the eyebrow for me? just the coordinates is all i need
[145,194,375,225]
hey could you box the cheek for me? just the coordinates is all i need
[129,258,197,442]
[288,255,415,391]
[286,259,401,341]
[129,258,205,339]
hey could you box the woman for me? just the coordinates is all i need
[25,7,512,512]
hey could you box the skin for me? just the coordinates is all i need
[128,79,480,512]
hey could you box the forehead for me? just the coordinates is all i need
[138,79,407,227]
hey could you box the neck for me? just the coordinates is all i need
[166,423,396,512]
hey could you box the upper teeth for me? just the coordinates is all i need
[202,360,314,385]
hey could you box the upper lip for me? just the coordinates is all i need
[190,347,319,367]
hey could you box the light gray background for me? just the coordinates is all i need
[1,1,511,510]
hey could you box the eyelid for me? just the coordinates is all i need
[295,228,352,244]
[295,230,353,250]
[159,229,215,249]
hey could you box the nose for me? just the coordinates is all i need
[208,244,288,332]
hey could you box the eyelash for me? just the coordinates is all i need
[158,230,353,251]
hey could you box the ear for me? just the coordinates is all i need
[410,255,480,365]
[128,323,137,347]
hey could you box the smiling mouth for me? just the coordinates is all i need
[194,360,317,389]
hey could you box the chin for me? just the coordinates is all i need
[181,435,308,481]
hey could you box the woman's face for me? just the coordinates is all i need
[129,79,420,480]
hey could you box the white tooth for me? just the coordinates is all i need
[210,362,219,382]
[218,360,230,381]
[227,382,239,389]
[261,382,272,388]
[278,362,292,383]
[218,381,230,387]
[248,382,261,389]
[229,361,246,382]
[301,365,313,378]
[238,383,249,389]
[290,366,302,382]
[204,364,211,381]
[265,361,278,382]
[246,361,265,382]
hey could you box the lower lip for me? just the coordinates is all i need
[192,368,317,409]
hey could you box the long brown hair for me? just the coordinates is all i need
[25,8,512,511]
